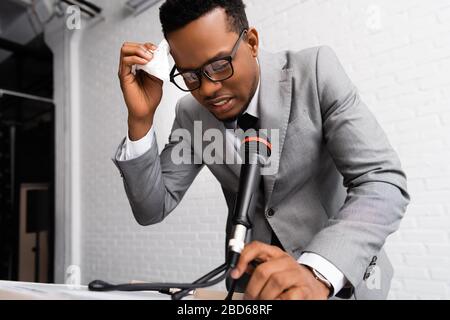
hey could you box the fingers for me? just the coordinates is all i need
[244,261,258,275]
[123,56,150,67]
[122,42,157,53]
[118,42,157,79]
[257,268,304,300]
[143,42,157,52]
[121,46,153,59]
[244,256,300,300]
[277,287,307,300]
[231,241,286,280]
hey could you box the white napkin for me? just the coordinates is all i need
[136,39,171,82]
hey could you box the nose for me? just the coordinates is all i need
[198,75,222,98]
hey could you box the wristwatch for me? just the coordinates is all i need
[306,266,334,298]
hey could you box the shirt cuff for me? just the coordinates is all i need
[298,252,347,297]
[119,126,155,161]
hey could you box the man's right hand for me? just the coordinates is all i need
[118,42,163,141]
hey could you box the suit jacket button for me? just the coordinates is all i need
[266,208,275,218]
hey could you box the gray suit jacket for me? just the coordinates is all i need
[113,46,410,299]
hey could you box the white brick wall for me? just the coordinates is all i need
[72,0,450,299]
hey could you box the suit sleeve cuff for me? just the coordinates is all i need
[118,126,155,161]
[298,252,347,297]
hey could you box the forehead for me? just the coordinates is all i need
[167,8,239,70]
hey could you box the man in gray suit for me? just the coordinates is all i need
[114,0,409,300]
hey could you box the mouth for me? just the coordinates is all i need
[208,97,235,113]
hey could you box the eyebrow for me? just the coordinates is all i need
[177,50,230,72]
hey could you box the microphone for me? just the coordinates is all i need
[227,132,272,268]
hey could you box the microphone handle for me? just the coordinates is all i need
[228,153,264,265]
[232,162,261,227]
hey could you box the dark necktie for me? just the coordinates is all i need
[237,113,258,131]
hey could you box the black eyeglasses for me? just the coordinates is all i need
[170,29,248,92]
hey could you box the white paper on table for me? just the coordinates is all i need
[0,280,170,300]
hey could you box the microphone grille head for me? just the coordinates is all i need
[240,131,272,158]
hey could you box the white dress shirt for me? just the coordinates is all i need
[117,79,347,297]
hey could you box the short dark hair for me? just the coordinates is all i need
[159,0,249,37]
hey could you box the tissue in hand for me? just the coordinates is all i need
[136,39,171,82]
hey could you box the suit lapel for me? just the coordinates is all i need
[258,50,293,209]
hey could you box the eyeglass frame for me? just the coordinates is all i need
[169,29,249,92]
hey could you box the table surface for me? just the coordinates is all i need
[0,280,178,300]
[0,280,242,300]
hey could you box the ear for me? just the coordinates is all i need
[246,27,259,58]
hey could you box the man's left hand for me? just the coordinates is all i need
[230,241,331,300]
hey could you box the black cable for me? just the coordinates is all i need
[171,264,229,300]
[171,252,242,300]
[88,267,229,296]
